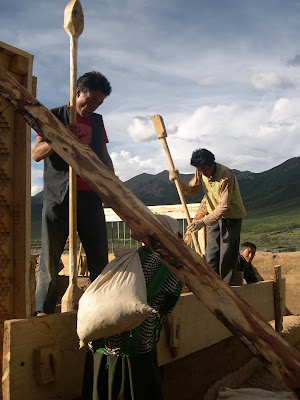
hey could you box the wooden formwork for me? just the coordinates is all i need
[0,41,35,392]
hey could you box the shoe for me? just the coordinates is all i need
[33,311,47,317]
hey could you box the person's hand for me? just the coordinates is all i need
[186,220,205,234]
[169,169,179,182]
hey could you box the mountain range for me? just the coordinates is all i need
[31,157,300,239]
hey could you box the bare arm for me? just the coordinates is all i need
[32,124,77,162]
[32,135,54,162]
[102,143,115,173]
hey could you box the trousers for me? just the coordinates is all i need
[205,218,242,281]
[35,190,108,314]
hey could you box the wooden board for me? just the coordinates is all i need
[2,282,277,400]
[0,41,34,397]
[0,41,34,322]
[104,203,201,222]
[158,281,276,366]
[3,312,85,400]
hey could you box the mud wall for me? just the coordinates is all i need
[253,251,300,315]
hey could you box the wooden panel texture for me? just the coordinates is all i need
[3,313,85,400]
[0,41,34,399]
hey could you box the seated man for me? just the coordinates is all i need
[235,242,258,284]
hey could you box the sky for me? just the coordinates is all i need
[1,0,300,195]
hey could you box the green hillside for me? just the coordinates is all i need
[31,157,300,252]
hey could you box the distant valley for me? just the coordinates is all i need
[31,157,300,251]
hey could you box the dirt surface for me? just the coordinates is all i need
[240,346,300,393]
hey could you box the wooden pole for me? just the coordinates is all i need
[0,68,300,397]
[152,114,201,254]
[274,265,284,333]
[61,0,84,312]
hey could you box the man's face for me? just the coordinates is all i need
[240,247,256,263]
[76,88,106,118]
[196,163,215,178]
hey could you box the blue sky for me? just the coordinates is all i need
[1,0,300,195]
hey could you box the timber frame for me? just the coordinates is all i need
[0,67,300,395]
[0,41,35,388]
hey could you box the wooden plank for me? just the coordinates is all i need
[0,53,10,70]
[0,99,15,358]
[0,42,34,398]
[274,265,284,333]
[2,313,85,400]
[9,55,28,76]
[0,67,300,396]
[13,111,32,318]
[2,282,276,399]
[158,281,276,366]
[104,203,201,222]
[0,41,33,60]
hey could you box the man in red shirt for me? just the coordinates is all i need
[32,71,114,315]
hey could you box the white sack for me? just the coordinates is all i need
[77,248,155,347]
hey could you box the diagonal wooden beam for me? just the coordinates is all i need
[0,65,299,397]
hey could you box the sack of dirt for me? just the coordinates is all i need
[77,248,156,347]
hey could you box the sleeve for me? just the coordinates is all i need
[181,170,203,197]
[244,263,258,284]
[158,271,183,317]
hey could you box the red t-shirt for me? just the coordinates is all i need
[76,114,108,190]
[37,112,109,191]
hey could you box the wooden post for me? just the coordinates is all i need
[0,41,34,391]
[274,265,284,333]
[61,0,84,312]
[0,67,300,396]
[152,114,201,254]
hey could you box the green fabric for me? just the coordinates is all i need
[91,349,163,400]
[202,163,246,219]
[138,246,171,305]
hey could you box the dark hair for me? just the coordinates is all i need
[240,242,256,251]
[77,71,112,96]
[190,149,215,167]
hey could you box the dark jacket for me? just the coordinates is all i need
[43,105,104,204]
[236,254,258,284]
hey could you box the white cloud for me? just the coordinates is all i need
[167,98,300,174]
[2,0,300,194]
[250,72,295,90]
[126,116,178,144]
[31,185,43,196]
[111,150,159,181]
[127,116,157,142]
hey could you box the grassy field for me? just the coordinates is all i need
[240,199,300,252]
[31,198,300,253]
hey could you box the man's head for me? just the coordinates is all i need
[76,71,112,118]
[240,242,256,263]
[190,149,215,177]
